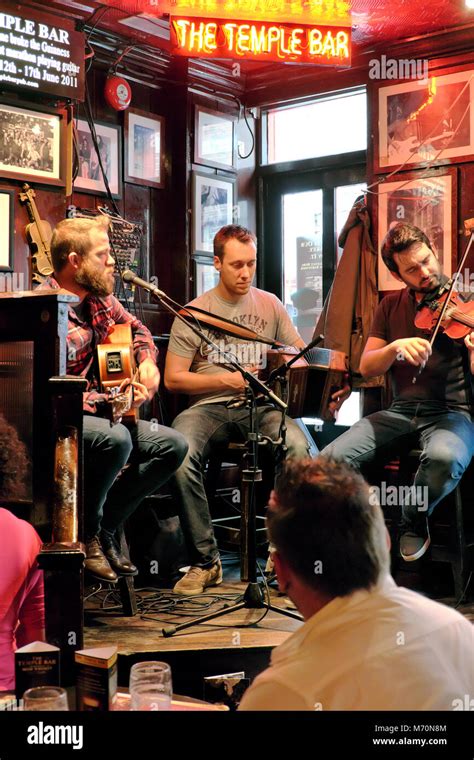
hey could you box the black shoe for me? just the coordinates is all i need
[85,536,118,583]
[400,519,430,562]
[100,533,138,576]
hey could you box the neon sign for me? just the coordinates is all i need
[171,17,351,64]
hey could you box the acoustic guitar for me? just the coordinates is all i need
[19,183,54,283]
[97,324,139,424]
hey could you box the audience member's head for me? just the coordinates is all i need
[268,458,389,604]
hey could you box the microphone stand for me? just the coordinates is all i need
[123,273,303,635]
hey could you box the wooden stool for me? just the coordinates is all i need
[207,441,269,580]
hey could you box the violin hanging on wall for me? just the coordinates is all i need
[19,183,54,284]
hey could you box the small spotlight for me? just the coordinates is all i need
[466,0,474,8]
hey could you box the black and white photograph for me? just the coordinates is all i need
[193,171,236,255]
[377,69,474,171]
[377,169,455,289]
[74,119,121,197]
[0,103,61,183]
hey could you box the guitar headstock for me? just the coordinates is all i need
[19,183,36,203]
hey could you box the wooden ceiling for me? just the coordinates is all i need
[14,0,474,104]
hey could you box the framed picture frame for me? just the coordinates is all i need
[192,171,237,255]
[0,102,66,186]
[194,106,236,171]
[193,256,220,297]
[74,119,121,198]
[376,167,457,291]
[375,68,474,173]
[0,189,14,271]
[124,109,165,189]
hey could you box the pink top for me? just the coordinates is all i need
[0,508,45,691]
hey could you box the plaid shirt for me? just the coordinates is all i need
[40,277,158,414]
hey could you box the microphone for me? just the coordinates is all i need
[121,270,166,298]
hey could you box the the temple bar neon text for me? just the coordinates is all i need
[171,17,351,65]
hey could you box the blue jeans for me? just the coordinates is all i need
[170,403,317,567]
[321,402,474,525]
[83,416,188,540]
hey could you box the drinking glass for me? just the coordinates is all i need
[23,686,69,711]
[129,661,172,711]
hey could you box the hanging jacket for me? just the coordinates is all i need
[312,198,384,388]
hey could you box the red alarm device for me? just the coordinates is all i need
[104,75,132,111]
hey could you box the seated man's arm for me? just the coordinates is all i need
[359,336,431,379]
[165,350,248,395]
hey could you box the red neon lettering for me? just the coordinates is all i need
[309,28,322,55]
[289,28,303,55]
[203,22,217,52]
[223,22,237,50]
[336,30,349,58]
[235,24,251,55]
[172,19,190,47]
[250,23,267,53]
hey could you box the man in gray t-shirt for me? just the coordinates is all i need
[164,225,321,596]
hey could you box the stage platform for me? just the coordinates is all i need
[84,556,302,698]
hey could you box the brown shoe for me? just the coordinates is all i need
[100,533,138,576]
[85,536,118,583]
[173,560,223,596]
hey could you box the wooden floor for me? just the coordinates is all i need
[83,555,474,696]
[84,566,302,695]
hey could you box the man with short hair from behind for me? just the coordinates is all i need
[239,458,474,711]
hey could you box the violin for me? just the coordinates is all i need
[19,183,53,283]
[412,218,474,383]
[415,290,474,340]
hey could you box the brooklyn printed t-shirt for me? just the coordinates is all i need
[168,286,301,407]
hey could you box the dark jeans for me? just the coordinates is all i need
[170,403,317,567]
[321,402,474,525]
[83,416,188,540]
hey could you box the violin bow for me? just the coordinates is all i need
[413,218,474,383]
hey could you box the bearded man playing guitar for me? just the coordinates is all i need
[40,216,188,582]
[321,222,474,563]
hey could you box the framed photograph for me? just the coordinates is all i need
[74,119,121,198]
[376,168,456,291]
[193,256,220,297]
[0,102,66,186]
[193,171,236,255]
[125,109,165,189]
[194,106,236,171]
[0,189,14,270]
[376,69,474,173]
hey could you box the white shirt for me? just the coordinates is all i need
[239,575,474,711]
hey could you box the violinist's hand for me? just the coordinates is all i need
[464,330,474,373]
[392,337,432,367]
